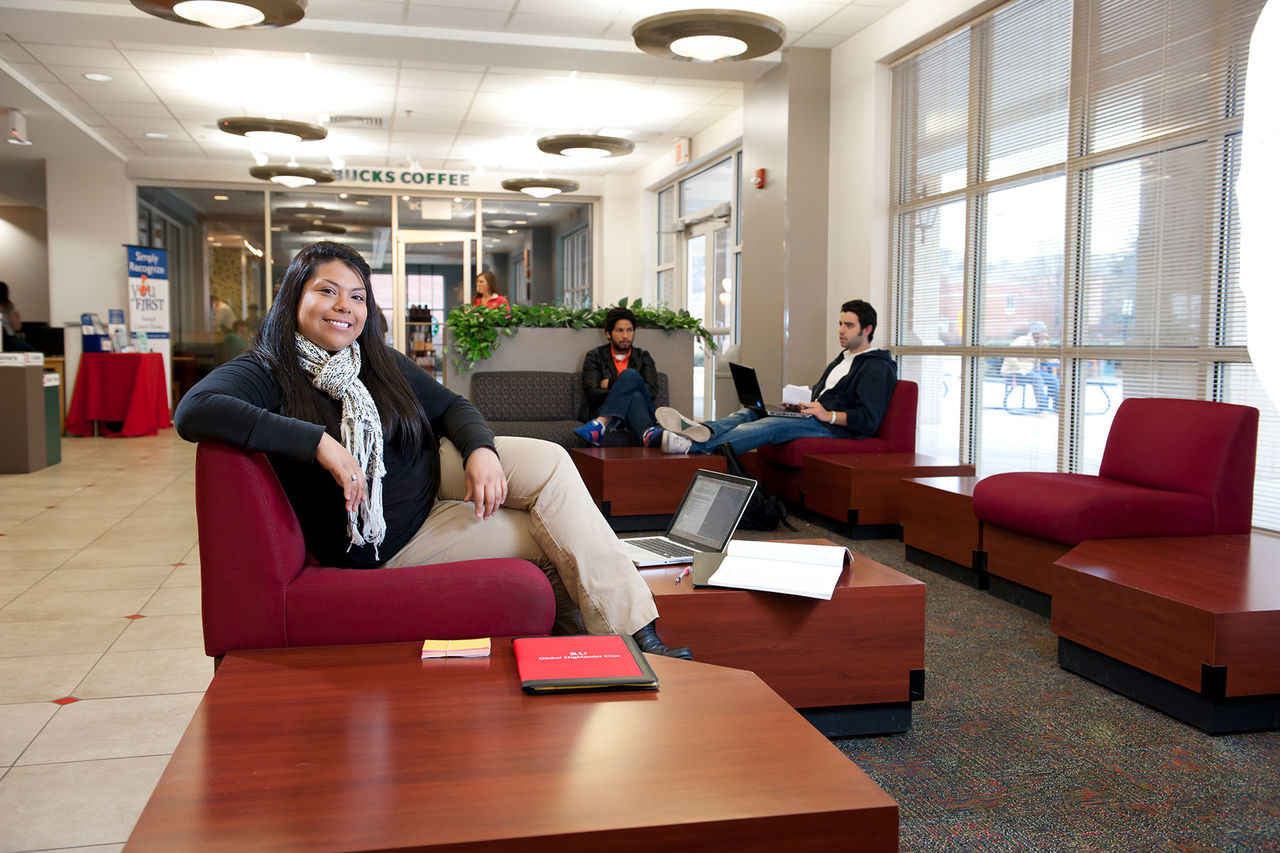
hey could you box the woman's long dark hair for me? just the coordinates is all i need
[250,241,427,453]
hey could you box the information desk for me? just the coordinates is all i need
[66,352,171,437]
[126,642,898,852]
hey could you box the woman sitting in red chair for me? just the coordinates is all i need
[174,240,689,659]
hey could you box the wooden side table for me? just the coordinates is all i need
[571,446,727,531]
[901,476,984,587]
[643,539,926,737]
[1053,534,1280,733]
[801,452,975,535]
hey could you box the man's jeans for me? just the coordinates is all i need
[595,369,657,442]
[1026,368,1059,411]
[689,407,837,454]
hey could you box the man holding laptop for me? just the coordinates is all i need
[658,299,897,454]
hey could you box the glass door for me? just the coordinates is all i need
[394,230,475,381]
[683,220,733,418]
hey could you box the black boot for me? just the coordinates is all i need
[632,621,692,660]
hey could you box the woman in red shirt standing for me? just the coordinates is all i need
[472,271,510,310]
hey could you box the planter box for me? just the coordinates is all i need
[442,326,695,413]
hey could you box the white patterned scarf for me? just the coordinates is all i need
[294,333,387,555]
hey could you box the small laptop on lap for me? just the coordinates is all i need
[619,469,757,567]
[728,362,812,418]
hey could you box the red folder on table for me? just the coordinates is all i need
[512,635,659,694]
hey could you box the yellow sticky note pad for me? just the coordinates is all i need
[421,638,491,659]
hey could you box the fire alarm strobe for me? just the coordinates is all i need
[751,168,766,189]
[6,109,30,146]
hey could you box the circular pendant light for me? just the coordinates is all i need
[537,134,634,159]
[218,117,327,144]
[632,9,786,62]
[250,164,335,189]
[288,220,347,235]
[500,178,580,199]
[129,0,306,29]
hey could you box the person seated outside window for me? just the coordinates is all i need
[175,241,691,659]
[658,299,897,455]
[574,306,663,447]
[1000,321,1058,412]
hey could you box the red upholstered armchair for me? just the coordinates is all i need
[972,397,1259,601]
[195,442,555,660]
[743,380,918,501]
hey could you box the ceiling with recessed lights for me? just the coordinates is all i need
[0,0,908,182]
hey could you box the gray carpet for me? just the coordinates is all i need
[735,516,1280,853]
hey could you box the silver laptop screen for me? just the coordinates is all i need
[667,474,756,550]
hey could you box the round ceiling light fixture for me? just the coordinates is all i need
[500,177,580,199]
[250,163,335,189]
[632,9,785,62]
[275,204,340,219]
[536,134,634,159]
[129,0,306,29]
[288,220,347,235]
[218,116,327,145]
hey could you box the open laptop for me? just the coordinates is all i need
[728,362,812,418]
[619,469,757,567]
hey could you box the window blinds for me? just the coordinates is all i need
[890,0,1273,528]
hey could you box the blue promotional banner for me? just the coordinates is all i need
[126,246,170,336]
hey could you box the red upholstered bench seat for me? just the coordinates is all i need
[745,381,918,501]
[972,472,1216,546]
[970,397,1258,603]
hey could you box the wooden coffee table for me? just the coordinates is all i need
[571,447,727,531]
[801,453,975,534]
[126,642,898,852]
[644,540,926,737]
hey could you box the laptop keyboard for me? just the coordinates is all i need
[629,537,697,559]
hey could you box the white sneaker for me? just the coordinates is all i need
[661,429,693,454]
[655,406,711,442]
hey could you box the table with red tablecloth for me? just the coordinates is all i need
[66,352,172,437]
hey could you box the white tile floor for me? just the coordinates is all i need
[0,431,208,853]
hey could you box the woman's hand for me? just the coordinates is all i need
[315,432,366,512]
[464,446,508,520]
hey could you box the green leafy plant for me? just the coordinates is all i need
[444,297,717,371]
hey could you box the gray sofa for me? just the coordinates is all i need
[470,370,669,449]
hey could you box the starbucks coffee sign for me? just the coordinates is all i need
[335,168,472,187]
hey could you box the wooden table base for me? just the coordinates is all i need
[644,540,926,737]
[1053,534,1280,733]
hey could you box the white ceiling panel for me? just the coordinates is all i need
[504,13,616,39]
[22,44,130,68]
[403,6,511,29]
[87,100,172,119]
[396,69,484,90]
[403,0,516,11]
[0,0,910,179]
[311,0,408,25]
[393,87,477,109]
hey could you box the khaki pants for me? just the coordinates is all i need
[385,436,658,636]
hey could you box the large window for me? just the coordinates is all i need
[890,0,1275,526]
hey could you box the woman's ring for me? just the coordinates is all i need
[351,473,358,481]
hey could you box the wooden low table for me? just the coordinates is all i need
[126,642,898,852]
[571,446,726,531]
[1053,534,1280,733]
[901,476,983,587]
[801,452,975,536]
[644,539,926,737]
